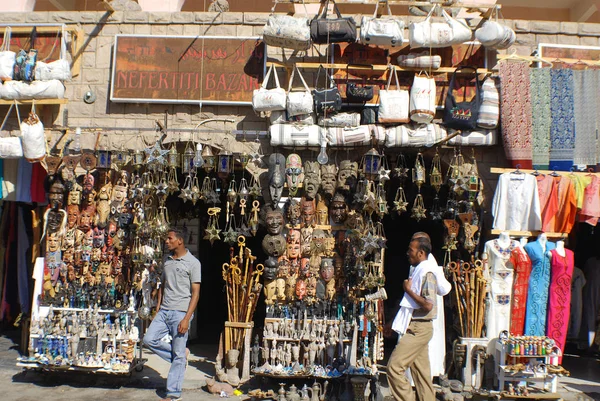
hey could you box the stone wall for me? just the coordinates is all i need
[0,11,597,206]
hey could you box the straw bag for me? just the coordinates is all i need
[360,1,405,47]
[252,64,287,113]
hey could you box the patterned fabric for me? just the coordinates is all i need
[547,248,574,364]
[397,52,441,69]
[477,76,499,129]
[498,61,533,168]
[509,247,532,336]
[530,68,552,170]
[573,70,599,166]
[524,240,556,336]
[550,69,575,171]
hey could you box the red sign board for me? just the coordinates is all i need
[110,35,264,104]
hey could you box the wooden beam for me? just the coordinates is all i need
[570,0,600,22]
[48,0,76,11]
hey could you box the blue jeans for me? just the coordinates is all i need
[143,309,191,398]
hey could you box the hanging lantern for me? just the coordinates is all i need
[97,137,111,169]
[112,145,129,170]
[362,148,381,180]
[217,149,233,179]
[132,149,145,168]
[202,146,216,173]
[168,143,179,168]
[412,153,426,189]
[182,142,195,174]
[430,150,443,193]
[238,151,251,170]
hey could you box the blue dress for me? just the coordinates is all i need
[524,240,556,336]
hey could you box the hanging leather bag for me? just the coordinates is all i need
[252,64,287,113]
[443,66,481,131]
[312,65,342,115]
[409,5,472,49]
[310,0,357,44]
[360,0,405,47]
[409,71,436,123]
[345,64,374,103]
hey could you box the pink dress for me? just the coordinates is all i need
[547,249,574,364]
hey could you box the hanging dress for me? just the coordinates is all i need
[524,240,556,336]
[492,173,542,231]
[552,176,577,234]
[536,175,558,233]
[484,239,518,339]
[547,249,574,364]
[568,267,586,339]
[580,176,600,226]
[509,247,532,336]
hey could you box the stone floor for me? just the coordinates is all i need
[1,329,598,401]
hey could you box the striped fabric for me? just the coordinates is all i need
[397,52,442,69]
[477,76,499,129]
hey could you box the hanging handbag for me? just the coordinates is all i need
[262,0,311,51]
[269,123,322,148]
[385,123,447,148]
[443,66,481,131]
[318,112,360,128]
[310,0,357,44]
[361,107,378,124]
[475,7,515,50]
[35,26,72,81]
[0,27,15,81]
[286,65,314,117]
[312,65,342,115]
[378,66,409,124]
[409,71,436,123]
[409,5,472,49]
[477,76,499,129]
[270,110,316,125]
[0,102,23,159]
[446,128,497,146]
[252,64,287,113]
[345,64,374,103]
[360,0,405,47]
[20,104,46,162]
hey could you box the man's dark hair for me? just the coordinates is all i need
[168,227,185,241]
[411,236,431,256]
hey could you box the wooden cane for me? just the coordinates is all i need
[453,273,464,336]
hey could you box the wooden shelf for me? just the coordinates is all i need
[267,61,493,75]
[490,229,568,239]
[0,99,68,106]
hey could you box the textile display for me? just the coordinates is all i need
[498,61,533,168]
[573,70,599,166]
[582,256,600,347]
[491,172,541,231]
[509,247,532,336]
[536,174,558,233]
[546,248,574,364]
[524,240,556,336]
[549,69,575,171]
[580,175,600,226]
[529,68,552,170]
[568,267,586,339]
[551,176,577,234]
[15,158,32,203]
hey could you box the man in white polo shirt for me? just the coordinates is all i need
[144,227,201,401]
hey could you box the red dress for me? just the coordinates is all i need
[509,247,532,336]
[547,249,574,364]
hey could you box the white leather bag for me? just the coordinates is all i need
[360,1,405,47]
[409,72,436,123]
[0,27,15,81]
[286,65,314,117]
[253,64,287,113]
[385,123,447,148]
[35,27,71,81]
[269,123,321,148]
[318,112,360,128]
[262,10,311,51]
[378,66,409,124]
[20,107,46,162]
[409,6,472,49]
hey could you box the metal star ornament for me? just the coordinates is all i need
[377,167,391,183]
[223,226,240,245]
[362,232,379,254]
[144,141,170,165]
[203,226,221,245]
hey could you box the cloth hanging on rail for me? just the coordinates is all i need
[536,175,558,233]
[530,68,551,170]
[568,267,586,339]
[547,248,574,364]
[550,176,577,234]
[16,158,32,203]
[568,174,592,210]
[498,61,533,168]
[509,247,532,336]
[573,70,599,166]
[16,205,30,314]
[491,172,541,231]
[30,162,47,204]
[524,239,556,337]
[549,69,575,171]
[580,175,600,226]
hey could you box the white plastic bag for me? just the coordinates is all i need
[35,26,71,81]
[378,66,409,124]
[252,64,287,113]
[0,27,15,81]
[20,106,46,162]
[409,72,436,123]
[286,65,314,117]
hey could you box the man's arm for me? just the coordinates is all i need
[403,278,433,313]
[177,282,200,334]
[156,285,162,313]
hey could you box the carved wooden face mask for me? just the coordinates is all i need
[265,208,284,235]
[337,160,358,192]
[286,199,301,227]
[303,161,321,200]
[286,229,301,259]
[320,164,338,198]
[268,153,286,207]
[66,205,80,229]
[330,192,348,224]
[285,153,304,197]
[79,206,95,231]
[48,180,66,209]
[300,197,316,227]
[262,234,286,257]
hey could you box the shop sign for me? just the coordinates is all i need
[110,35,264,105]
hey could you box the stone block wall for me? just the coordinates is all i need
[0,11,596,205]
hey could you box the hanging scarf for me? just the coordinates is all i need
[550,69,575,171]
[573,70,598,166]
[530,68,552,170]
[499,61,533,168]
